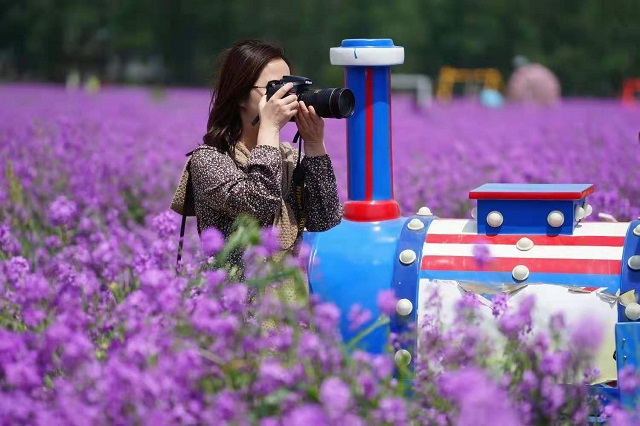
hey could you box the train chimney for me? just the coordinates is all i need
[330,39,404,222]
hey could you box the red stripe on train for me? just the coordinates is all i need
[364,68,373,200]
[421,255,621,275]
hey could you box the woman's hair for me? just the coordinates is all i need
[203,39,291,154]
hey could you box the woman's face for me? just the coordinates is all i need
[241,58,291,122]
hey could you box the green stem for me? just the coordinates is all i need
[345,315,390,351]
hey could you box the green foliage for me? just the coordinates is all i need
[1,0,639,95]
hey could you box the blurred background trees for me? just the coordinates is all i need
[1,0,638,96]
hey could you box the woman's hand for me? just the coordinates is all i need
[259,83,298,132]
[296,101,327,157]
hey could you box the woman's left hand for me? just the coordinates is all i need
[295,101,326,157]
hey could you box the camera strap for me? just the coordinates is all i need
[291,131,306,242]
[176,149,195,268]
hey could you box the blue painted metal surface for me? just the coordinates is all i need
[344,66,367,201]
[306,218,405,352]
[615,322,640,408]
[619,219,640,322]
[371,66,393,200]
[341,39,396,48]
[476,199,580,235]
[391,216,435,361]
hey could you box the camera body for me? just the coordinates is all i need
[266,75,313,99]
[265,75,355,119]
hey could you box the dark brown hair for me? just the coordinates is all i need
[203,39,291,154]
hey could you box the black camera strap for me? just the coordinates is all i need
[292,131,306,242]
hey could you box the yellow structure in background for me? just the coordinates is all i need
[436,66,503,100]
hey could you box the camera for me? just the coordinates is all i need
[266,75,355,119]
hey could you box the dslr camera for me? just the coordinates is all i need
[266,75,355,119]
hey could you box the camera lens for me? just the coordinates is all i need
[299,88,355,119]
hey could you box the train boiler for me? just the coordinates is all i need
[304,39,640,406]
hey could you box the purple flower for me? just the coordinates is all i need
[499,294,535,338]
[257,358,293,394]
[283,404,328,426]
[3,255,30,283]
[200,227,224,256]
[0,223,21,255]
[211,391,248,423]
[519,370,537,394]
[377,289,397,316]
[540,377,565,416]
[472,243,492,268]
[569,317,603,353]
[48,195,78,227]
[23,306,46,327]
[151,210,178,238]
[44,235,62,250]
[347,304,373,331]
[319,377,352,419]
[601,403,633,426]
[438,368,521,426]
[313,302,341,334]
[374,397,409,426]
[260,226,281,256]
[222,283,248,312]
[618,365,639,393]
[491,293,508,318]
[541,351,569,376]
[371,354,394,379]
[357,373,378,400]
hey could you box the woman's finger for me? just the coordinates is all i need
[308,106,323,125]
[281,94,298,105]
[272,83,294,100]
[296,110,309,129]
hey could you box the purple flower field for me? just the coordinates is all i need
[3,84,638,223]
[0,84,638,424]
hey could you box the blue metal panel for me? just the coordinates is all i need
[615,322,640,408]
[476,199,577,235]
[420,271,620,293]
[345,67,366,201]
[306,218,405,352]
[390,216,436,361]
[372,66,392,200]
[618,219,640,322]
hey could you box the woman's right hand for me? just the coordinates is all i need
[258,83,298,131]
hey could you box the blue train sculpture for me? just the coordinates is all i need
[304,39,640,408]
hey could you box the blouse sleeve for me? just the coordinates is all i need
[190,145,282,226]
[300,154,343,232]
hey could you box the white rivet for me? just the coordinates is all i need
[399,250,417,265]
[486,211,503,228]
[516,237,534,251]
[585,204,593,217]
[634,224,640,237]
[547,210,565,227]
[471,207,477,219]
[629,255,640,271]
[625,303,640,321]
[512,265,530,281]
[396,299,413,316]
[575,205,585,220]
[394,349,411,366]
[407,218,424,231]
[417,207,432,216]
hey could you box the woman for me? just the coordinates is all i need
[189,39,342,291]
